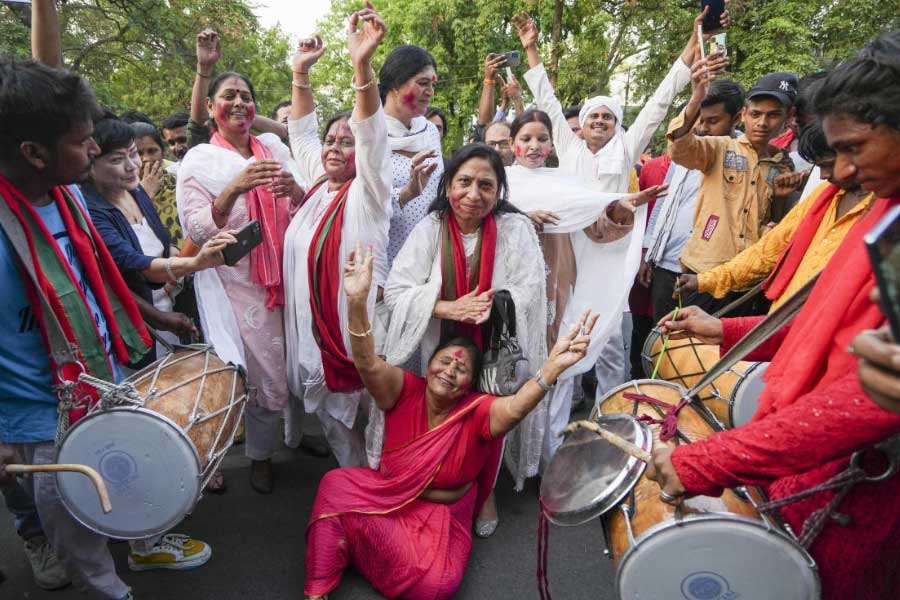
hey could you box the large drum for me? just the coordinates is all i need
[56,345,247,539]
[641,327,769,428]
[592,380,820,599]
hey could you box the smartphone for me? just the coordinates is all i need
[489,51,521,69]
[222,220,263,267]
[865,204,900,340]
[708,32,727,57]
[701,0,725,33]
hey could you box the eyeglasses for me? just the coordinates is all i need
[485,139,509,149]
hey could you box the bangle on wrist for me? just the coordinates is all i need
[292,80,312,90]
[197,70,212,78]
[483,78,496,86]
[535,367,556,392]
[211,201,230,222]
[347,323,372,338]
[165,258,178,285]
[351,68,377,91]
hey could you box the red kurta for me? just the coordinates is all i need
[305,372,502,599]
[671,196,900,599]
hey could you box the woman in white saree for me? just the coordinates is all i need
[381,144,546,536]
[282,6,392,468]
[505,109,667,462]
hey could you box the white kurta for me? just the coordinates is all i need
[283,108,392,467]
[524,58,692,400]
[381,211,548,489]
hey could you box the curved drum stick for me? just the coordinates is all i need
[5,464,113,513]
[563,420,653,463]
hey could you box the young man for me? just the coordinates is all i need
[676,120,873,311]
[668,66,799,315]
[0,56,211,599]
[161,112,189,162]
[644,79,745,321]
[648,32,900,600]
[564,105,583,139]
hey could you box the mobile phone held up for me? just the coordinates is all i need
[222,220,263,267]
[701,0,725,33]
[865,204,900,341]
[488,51,521,69]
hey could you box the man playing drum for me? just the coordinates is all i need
[0,54,212,600]
[647,32,900,600]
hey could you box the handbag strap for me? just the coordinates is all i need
[0,197,80,367]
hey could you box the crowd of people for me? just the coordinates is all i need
[1,0,899,599]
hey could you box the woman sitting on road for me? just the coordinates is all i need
[304,243,598,600]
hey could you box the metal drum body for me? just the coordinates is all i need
[56,345,246,538]
[641,328,768,428]
[729,361,769,428]
[594,379,820,599]
[540,414,652,526]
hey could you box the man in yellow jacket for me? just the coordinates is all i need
[675,119,873,310]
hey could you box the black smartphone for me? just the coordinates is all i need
[701,0,725,33]
[222,220,263,267]
[865,204,900,340]
[489,51,521,69]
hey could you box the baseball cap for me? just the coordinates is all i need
[747,72,800,107]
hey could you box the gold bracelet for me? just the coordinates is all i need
[350,69,377,92]
[347,323,372,338]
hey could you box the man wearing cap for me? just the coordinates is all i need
[668,61,797,314]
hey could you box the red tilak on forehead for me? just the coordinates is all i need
[453,349,465,360]
[432,75,438,83]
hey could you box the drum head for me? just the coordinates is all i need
[618,515,820,599]
[56,408,201,539]
[729,362,769,428]
[540,414,651,526]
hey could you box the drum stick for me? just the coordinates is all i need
[5,464,112,513]
[563,420,652,463]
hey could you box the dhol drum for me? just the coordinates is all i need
[55,345,247,539]
[641,327,769,428]
[593,379,821,599]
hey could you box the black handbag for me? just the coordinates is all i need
[478,290,531,395]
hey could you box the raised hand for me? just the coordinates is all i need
[546,309,599,372]
[347,0,386,67]
[499,72,522,101]
[484,53,507,80]
[343,242,374,302]
[228,160,283,195]
[512,12,538,49]
[196,29,222,73]
[293,36,326,74]
[399,150,439,207]
[140,160,163,199]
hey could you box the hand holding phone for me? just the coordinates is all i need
[701,0,726,33]
[865,204,900,341]
[222,220,263,267]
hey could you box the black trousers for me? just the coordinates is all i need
[651,266,766,322]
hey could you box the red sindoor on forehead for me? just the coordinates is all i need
[453,349,466,360]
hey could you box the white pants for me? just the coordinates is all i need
[243,402,283,461]
[594,313,632,401]
[13,442,130,599]
[283,393,324,449]
[317,404,369,468]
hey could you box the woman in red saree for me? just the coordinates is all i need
[303,243,599,600]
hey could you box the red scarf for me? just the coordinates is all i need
[210,132,290,310]
[758,194,899,417]
[762,183,840,301]
[306,178,360,393]
[440,212,497,349]
[0,176,150,423]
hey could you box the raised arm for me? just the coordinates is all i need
[190,29,221,132]
[489,311,598,438]
[478,54,507,126]
[347,1,386,122]
[344,245,405,411]
[31,0,63,68]
[502,72,526,117]
[288,36,328,183]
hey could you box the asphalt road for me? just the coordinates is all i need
[1,438,619,600]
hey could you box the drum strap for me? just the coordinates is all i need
[756,432,900,548]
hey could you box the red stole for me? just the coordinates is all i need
[762,183,840,301]
[306,178,361,393]
[440,212,497,349]
[757,194,899,418]
[308,390,495,525]
[209,132,289,310]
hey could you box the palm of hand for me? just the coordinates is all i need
[198,40,220,64]
[343,262,371,299]
[349,22,384,61]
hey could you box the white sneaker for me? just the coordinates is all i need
[127,534,211,571]
[23,536,71,590]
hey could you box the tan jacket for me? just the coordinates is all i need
[667,110,790,273]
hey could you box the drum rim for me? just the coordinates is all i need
[541,414,652,526]
[55,406,203,539]
[640,327,665,379]
[616,512,821,597]
[590,378,688,422]
[728,361,770,428]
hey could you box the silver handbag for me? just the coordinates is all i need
[478,291,530,396]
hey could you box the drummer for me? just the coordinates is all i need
[646,32,900,600]
[0,38,211,600]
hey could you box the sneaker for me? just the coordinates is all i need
[23,535,71,590]
[128,534,211,571]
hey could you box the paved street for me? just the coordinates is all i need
[1,439,619,600]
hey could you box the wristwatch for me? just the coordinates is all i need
[535,368,556,392]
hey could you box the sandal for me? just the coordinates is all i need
[204,470,227,494]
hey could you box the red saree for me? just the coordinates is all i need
[305,371,503,599]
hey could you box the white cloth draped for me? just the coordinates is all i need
[385,114,434,154]
[282,109,392,463]
[380,212,548,488]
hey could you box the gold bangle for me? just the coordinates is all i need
[347,323,372,338]
[351,69,377,91]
